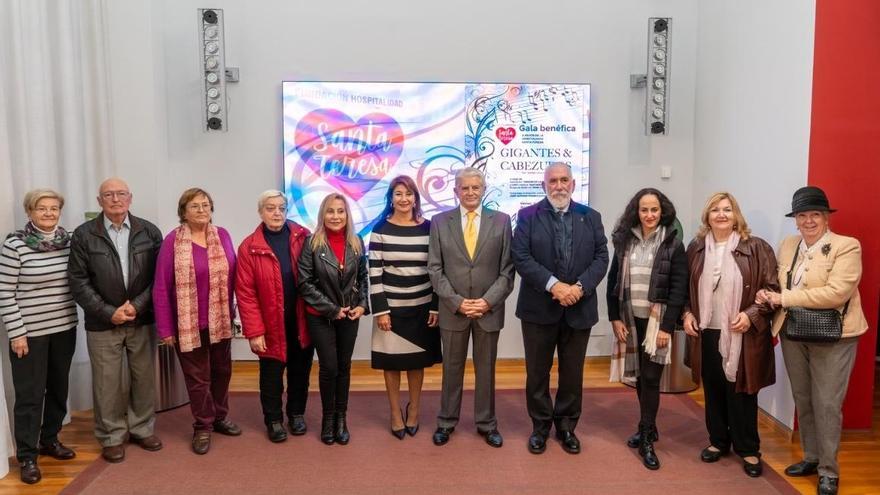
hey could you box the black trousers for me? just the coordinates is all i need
[306,314,358,415]
[701,328,760,457]
[258,322,314,425]
[521,319,590,437]
[9,329,76,462]
[633,317,665,429]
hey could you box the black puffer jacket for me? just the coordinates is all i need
[297,234,370,318]
[606,226,688,332]
[68,213,163,331]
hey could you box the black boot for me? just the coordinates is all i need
[334,412,350,445]
[627,424,659,448]
[638,426,660,470]
[320,415,335,445]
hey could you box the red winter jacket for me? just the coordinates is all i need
[235,221,311,362]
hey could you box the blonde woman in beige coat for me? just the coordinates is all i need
[756,186,868,495]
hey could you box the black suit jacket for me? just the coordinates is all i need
[512,198,608,328]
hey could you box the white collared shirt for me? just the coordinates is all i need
[104,214,132,287]
[459,205,483,238]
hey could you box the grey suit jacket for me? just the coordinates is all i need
[427,206,515,332]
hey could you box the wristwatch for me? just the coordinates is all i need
[575,280,583,290]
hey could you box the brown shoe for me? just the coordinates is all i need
[19,459,41,484]
[212,418,242,436]
[130,434,163,451]
[101,445,125,463]
[39,441,76,460]
[192,431,211,455]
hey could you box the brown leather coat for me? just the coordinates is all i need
[684,235,780,394]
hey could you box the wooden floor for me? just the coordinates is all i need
[1,357,878,494]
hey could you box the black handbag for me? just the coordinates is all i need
[782,245,848,343]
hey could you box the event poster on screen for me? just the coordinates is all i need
[282,82,590,235]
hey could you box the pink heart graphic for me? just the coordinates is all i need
[294,108,404,200]
[496,126,516,145]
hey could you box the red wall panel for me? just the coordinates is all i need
[808,0,880,428]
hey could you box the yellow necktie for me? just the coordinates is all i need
[464,210,477,259]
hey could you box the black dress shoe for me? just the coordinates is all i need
[480,429,504,448]
[288,415,307,436]
[527,433,546,454]
[743,459,763,477]
[320,415,335,445]
[39,441,76,460]
[267,421,288,443]
[784,460,819,477]
[700,446,728,463]
[627,426,659,448]
[555,430,581,454]
[432,427,454,446]
[19,459,41,484]
[818,476,839,495]
[213,418,242,436]
[334,412,350,445]
[404,402,419,437]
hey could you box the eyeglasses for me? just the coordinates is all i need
[187,203,212,212]
[101,191,131,200]
[34,206,61,214]
[263,205,287,214]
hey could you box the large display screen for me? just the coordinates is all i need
[282,82,590,234]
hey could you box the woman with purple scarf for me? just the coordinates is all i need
[682,192,778,478]
[153,188,240,455]
[0,189,79,484]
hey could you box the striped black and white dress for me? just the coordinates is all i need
[0,234,78,340]
[369,220,441,371]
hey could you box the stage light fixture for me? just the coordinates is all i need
[198,8,227,132]
[646,17,671,135]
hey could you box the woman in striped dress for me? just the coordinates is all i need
[0,189,79,484]
[369,176,441,439]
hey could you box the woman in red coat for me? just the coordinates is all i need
[235,190,312,443]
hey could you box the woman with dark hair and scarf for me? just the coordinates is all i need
[607,188,687,470]
[0,189,79,484]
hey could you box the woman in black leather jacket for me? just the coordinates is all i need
[298,193,369,445]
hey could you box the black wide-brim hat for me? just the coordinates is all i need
[785,186,837,217]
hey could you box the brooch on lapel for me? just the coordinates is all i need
[821,243,831,257]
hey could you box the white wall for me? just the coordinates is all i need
[105,0,701,360]
[692,1,816,427]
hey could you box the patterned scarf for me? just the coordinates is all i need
[173,223,232,353]
[10,222,71,252]
[698,231,743,382]
[610,227,670,384]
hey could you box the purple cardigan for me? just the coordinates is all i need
[152,226,236,340]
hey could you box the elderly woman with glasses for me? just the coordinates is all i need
[235,190,314,443]
[153,188,240,455]
[1,189,79,484]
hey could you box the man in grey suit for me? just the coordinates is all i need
[427,167,514,448]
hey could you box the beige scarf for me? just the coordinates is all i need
[174,223,232,352]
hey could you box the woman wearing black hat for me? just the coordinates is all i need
[757,186,868,495]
